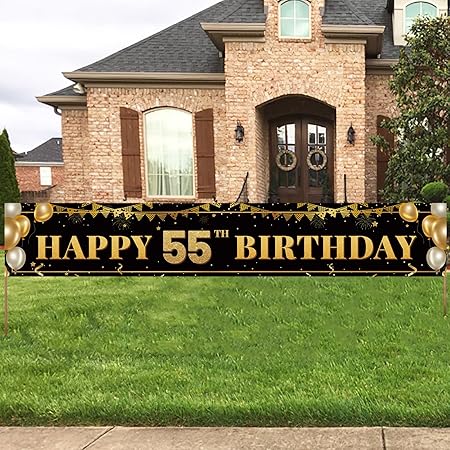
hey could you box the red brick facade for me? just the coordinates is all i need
[15,165,65,201]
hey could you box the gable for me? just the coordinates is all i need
[76,0,265,74]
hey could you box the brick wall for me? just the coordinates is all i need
[365,74,398,202]
[61,108,89,202]
[224,0,367,202]
[80,88,227,203]
[15,165,64,201]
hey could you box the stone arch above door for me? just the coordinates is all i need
[256,95,336,203]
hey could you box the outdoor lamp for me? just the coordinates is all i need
[235,121,245,143]
[347,124,355,145]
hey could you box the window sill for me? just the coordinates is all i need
[144,196,197,202]
[278,37,312,43]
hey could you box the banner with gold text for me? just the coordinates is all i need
[3,202,448,277]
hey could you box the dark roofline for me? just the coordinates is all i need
[75,0,239,73]
[15,138,64,165]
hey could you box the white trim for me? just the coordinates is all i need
[15,162,64,167]
[36,95,86,107]
[64,72,226,84]
[200,23,265,51]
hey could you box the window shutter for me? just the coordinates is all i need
[120,107,142,199]
[376,115,394,201]
[195,109,216,198]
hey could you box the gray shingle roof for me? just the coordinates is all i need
[323,0,374,26]
[76,0,265,74]
[323,0,403,59]
[50,0,413,98]
[47,85,84,97]
[16,138,63,163]
[217,0,266,23]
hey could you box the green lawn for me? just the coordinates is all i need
[0,274,449,427]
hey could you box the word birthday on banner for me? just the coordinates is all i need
[4,202,448,277]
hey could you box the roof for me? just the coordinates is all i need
[46,85,84,97]
[45,0,418,98]
[16,138,63,164]
[323,0,402,59]
[76,0,265,74]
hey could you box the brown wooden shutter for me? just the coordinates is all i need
[376,115,394,201]
[195,109,216,198]
[120,107,142,199]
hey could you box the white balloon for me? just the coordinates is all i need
[426,247,447,271]
[4,203,22,218]
[6,247,26,271]
[431,203,448,218]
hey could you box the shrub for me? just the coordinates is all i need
[0,129,21,246]
[421,182,448,203]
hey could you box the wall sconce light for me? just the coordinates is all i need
[347,124,356,145]
[235,121,245,143]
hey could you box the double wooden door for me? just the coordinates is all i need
[270,117,334,203]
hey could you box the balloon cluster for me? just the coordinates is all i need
[4,203,54,271]
[399,202,448,271]
[422,203,448,272]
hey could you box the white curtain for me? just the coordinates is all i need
[145,108,194,197]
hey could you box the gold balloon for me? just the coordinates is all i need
[15,215,31,238]
[34,203,54,223]
[4,217,21,251]
[431,217,447,251]
[399,202,419,223]
[422,215,438,238]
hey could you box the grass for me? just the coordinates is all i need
[0,273,449,427]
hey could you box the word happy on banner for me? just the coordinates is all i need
[4,202,448,277]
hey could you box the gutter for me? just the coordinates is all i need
[322,24,386,57]
[201,23,266,51]
[36,95,87,107]
[366,58,398,75]
[62,72,226,85]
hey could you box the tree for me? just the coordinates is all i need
[372,16,450,202]
[0,129,21,245]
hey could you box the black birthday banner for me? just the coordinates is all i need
[3,202,448,277]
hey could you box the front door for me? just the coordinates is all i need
[270,117,334,203]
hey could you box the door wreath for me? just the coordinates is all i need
[276,150,298,172]
[307,149,327,171]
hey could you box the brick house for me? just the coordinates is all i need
[37,0,449,203]
[15,138,65,202]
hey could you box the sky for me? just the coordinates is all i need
[0,0,219,153]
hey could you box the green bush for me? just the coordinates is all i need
[0,129,21,246]
[420,182,449,203]
[444,195,450,206]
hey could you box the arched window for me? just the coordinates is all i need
[279,0,311,38]
[405,2,437,33]
[145,108,194,197]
